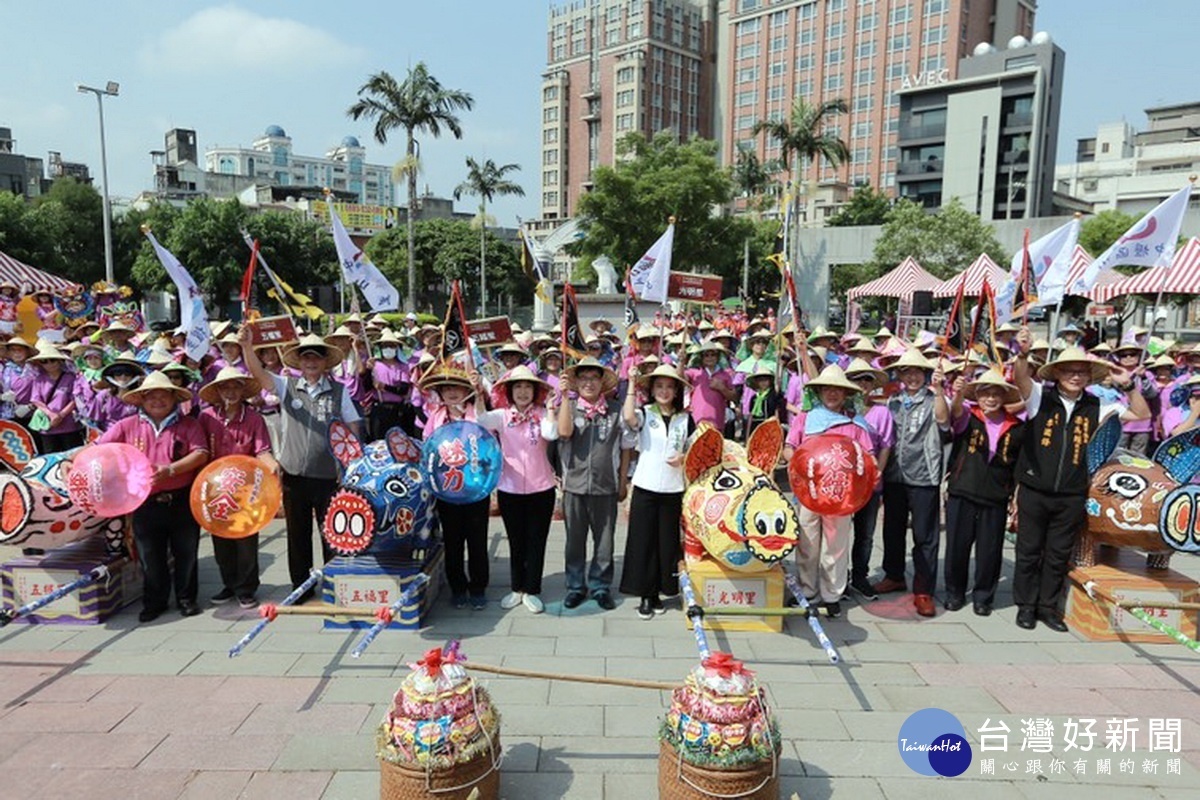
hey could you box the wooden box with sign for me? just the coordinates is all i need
[320,544,443,630]
[1,538,141,625]
[684,559,784,633]
[1066,550,1199,644]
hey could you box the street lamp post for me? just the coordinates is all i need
[77,81,119,284]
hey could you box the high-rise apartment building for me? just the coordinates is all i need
[540,0,717,221]
[720,0,1034,222]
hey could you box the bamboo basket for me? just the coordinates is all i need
[379,734,501,800]
[656,739,778,800]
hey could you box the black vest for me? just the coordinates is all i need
[946,411,1023,507]
[1016,385,1100,496]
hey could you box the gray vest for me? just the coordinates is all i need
[277,376,346,479]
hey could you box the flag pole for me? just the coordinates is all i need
[1020,228,1031,327]
[239,231,303,330]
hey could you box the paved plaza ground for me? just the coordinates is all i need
[1,513,1198,799]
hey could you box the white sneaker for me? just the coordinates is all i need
[500,591,524,610]
[522,593,545,614]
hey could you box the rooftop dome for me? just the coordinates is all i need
[341,135,361,148]
[1030,31,1053,46]
[264,125,287,138]
[972,42,996,56]
[1006,35,1029,49]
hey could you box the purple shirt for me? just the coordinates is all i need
[951,405,1012,459]
[29,367,81,434]
[862,404,896,455]
[372,359,411,404]
[97,412,208,494]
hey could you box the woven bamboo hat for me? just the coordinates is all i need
[892,347,936,371]
[964,368,1021,403]
[120,371,192,406]
[282,333,344,370]
[199,366,261,405]
[807,364,862,393]
[844,357,887,390]
[635,362,691,391]
[1036,346,1110,383]
[563,356,618,394]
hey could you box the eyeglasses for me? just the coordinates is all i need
[848,375,874,382]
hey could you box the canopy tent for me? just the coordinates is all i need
[846,256,942,301]
[1054,244,1123,301]
[1085,237,1200,303]
[0,249,79,294]
[933,253,1006,298]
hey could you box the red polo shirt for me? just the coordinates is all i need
[97,411,208,494]
[199,406,272,459]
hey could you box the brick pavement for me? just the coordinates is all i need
[1,517,1198,799]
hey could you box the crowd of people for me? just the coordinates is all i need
[5,301,1192,633]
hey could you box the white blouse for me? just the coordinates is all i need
[629,406,691,493]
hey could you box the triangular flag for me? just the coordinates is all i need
[561,282,587,359]
[1071,184,1191,293]
[328,199,400,311]
[628,221,675,304]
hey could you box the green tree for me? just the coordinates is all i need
[347,64,474,312]
[575,132,744,278]
[28,178,107,284]
[752,97,850,185]
[131,197,250,303]
[366,218,524,314]
[453,157,525,316]
[826,184,892,227]
[1079,209,1137,256]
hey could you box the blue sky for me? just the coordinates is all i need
[1,1,1196,225]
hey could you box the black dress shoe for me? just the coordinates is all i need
[563,591,586,609]
[138,607,164,623]
[973,602,992,617]
[593,592,616,611]
[943,595,966,612]
[1038,613,1069,633]
[825,601,841,618]
[637,598,654,620]
[1016,608,1037,630]
[179,601,201,617]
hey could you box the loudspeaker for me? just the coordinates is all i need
[911,290,933,316]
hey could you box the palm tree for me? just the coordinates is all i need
[454,158,525,316]
[752,97,849,233]
[347,64,474,311]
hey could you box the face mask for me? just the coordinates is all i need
[380,348,398,360]
[110,375,135,389]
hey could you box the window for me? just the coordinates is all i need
[886,61,905,80]
[770,10,789,27]
[857,12,876,32]
[1101,143,1110,154]
[770,35,786,51]
[553,44,565,60]
[889,4,912,24]
[796,79,814,97]
[607,5,620,23]
[617,89,635,107]
[853,147,870,163]
[543,191,558,207]
[543,107,559,123]
[853,96,873,113]
[798,28,815,45]
[543,129,558,144]
[544,85,559,102]
[855,40,876,58]
[853,121,872,137]
[606,29,621,45]
[617,66,635,83]
[824,73,844,91]
[827,0,846,11]
[543,169,558,184]
[769,61,787,76]
[799,3,816,21]
[737,113,756,130]
[889,33,910,52]
[768,85,786,101]
[825,47,843,66]
[543,149,557,165]
[737,89,759,107]
[737,42,760,59]
[737,18,761,36]
[629,21,642,37]
[572,36,585,54]
[553,22,566,38]
[218,157,234,174]
[925,0,948,14]
[922,25,945,45]
[738,66,759,82]
[617,113,635,131]
[855,67,875,85]
[796,53,814,70]
[827,21,844,39]
[740,0,761,10]
[921,54,946,73]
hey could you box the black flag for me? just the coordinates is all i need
[561,282,587,359]
[440,281,471,361]
[623,270,640,333]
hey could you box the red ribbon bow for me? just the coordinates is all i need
[702,652,750,679]
[416,645,463,674]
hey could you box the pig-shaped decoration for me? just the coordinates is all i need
[1078,450,1184,570]
[681,419,799,572]
[0,448,126,553]
[322,422,434,561]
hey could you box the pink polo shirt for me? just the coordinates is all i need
[478,408,558,495]
[97,412,208,494]
[685,366,734,429]
[199,406,271,459]
[372,359,411,404]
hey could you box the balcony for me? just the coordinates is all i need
[580,86,600,100]
[898,122,946,141]
[897,158,943,176]
[1004,111,1033,129]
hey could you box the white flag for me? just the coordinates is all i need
[628,222,674,304]
[328,202,400,312]
[143,230,210,362]
[1028,217,1081,309]
[1071,184,1192,294]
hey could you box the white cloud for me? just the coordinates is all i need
[140,5,362,74]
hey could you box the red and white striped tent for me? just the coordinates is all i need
[1057,244,1123,299]
[846,256,942,301]
[0,249,79,294]
[1085,237,1200,303]
[933,253,1007,298]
